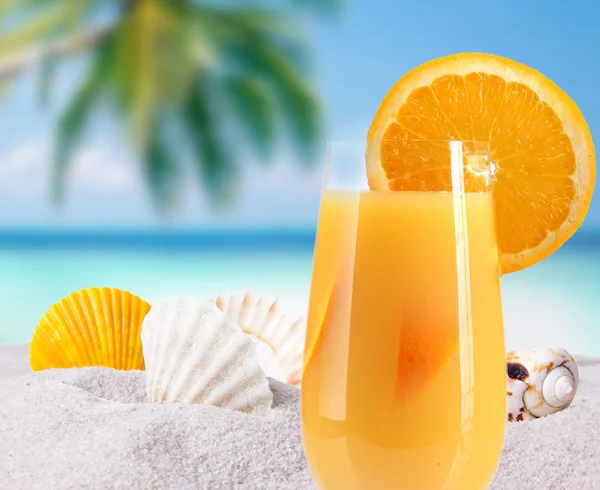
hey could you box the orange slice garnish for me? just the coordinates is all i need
[366,52,595,274]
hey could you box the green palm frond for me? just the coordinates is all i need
[143,116,181,212]
[205,8,308,45]
[221,74,277,160]
[0,0,108,24]
[222,9,312,72]
[0,0,21,21]
[0,80,11,101]
[188,0,343,16]
[2,0,331,212]
[182,75,236,205]
[52,34,115,202]
[275,72,321,164]
[0,1,112,107]
[113,0,195,150]
[63,0,89,33]
[36,52,55,106]
[191,6,312,73]
[113,0,162,150]
[191,5,322,164]
[220,34,321,163]
[0,7,68,58]
[290,0,345,14]
[0,0,57,26]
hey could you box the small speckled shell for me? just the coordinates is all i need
[30,287,151,371]
[141,298,273,413]
[506,347,579,422]
[213,291,306,387]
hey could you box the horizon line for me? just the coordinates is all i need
[0,227,318,250]
[0,227,596,250]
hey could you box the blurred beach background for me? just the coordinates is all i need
[0,1,598,356]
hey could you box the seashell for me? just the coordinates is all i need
[212,291,306,387]
[506,347,579,422]
[30,287,151,371]
[141,297,273,413]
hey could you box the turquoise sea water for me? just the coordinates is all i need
[1,230,599,356]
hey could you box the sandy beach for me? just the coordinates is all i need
[1,344,599,489]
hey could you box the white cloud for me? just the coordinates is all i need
[0,137,148,226]
[0,136,49,198]
[0,137,138,196]
[70,147,137,191]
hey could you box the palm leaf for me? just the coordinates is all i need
[0,0,21,21]
[182,75,237,205]
[64,0,89,32]
[218,37,321,163]
[276,74,321,164]
[0,80,11,101]
[36,52,55,106]
[113,0,196,151]
[238,47,321,164]
[200,8,308,44]
[188,0,343,16]
[112,1,159,151]
[289,0,345,15]
[221,74,277,160]
[0,7,68,58]
[51,34,114,202]
[153,1,197,103]
[143,116,181,212]
[0,0,107,22]
[191,6,322,163]
[190,6,312,74]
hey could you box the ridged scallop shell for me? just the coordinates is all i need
[213,291,306,386]
[30,287,151,371]
[141,297,273,413]
[506,347,579,422]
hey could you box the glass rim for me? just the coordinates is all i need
[322,139,493,192]
[325,139,492,145]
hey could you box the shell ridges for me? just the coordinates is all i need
[213,291,306,386]
[141,297,273,414]
[30,287,151,372]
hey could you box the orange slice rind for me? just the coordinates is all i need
[366,52,595,274]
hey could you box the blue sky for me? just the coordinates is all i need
[1,0,599,229]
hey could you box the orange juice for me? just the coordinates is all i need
[302,189,506,490]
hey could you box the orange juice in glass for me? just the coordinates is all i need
[301,141,506,490]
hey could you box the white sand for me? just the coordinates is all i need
[1,345,600,489]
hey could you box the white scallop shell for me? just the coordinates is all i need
[140,298,273,413]
[212,291,305,387]
[506,347,579,422]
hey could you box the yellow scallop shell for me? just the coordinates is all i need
[30,287,152,371]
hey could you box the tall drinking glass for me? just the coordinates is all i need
[301,140,506,490]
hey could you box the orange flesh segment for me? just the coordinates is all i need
[367,53,595,274]
[384,76,575,257]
